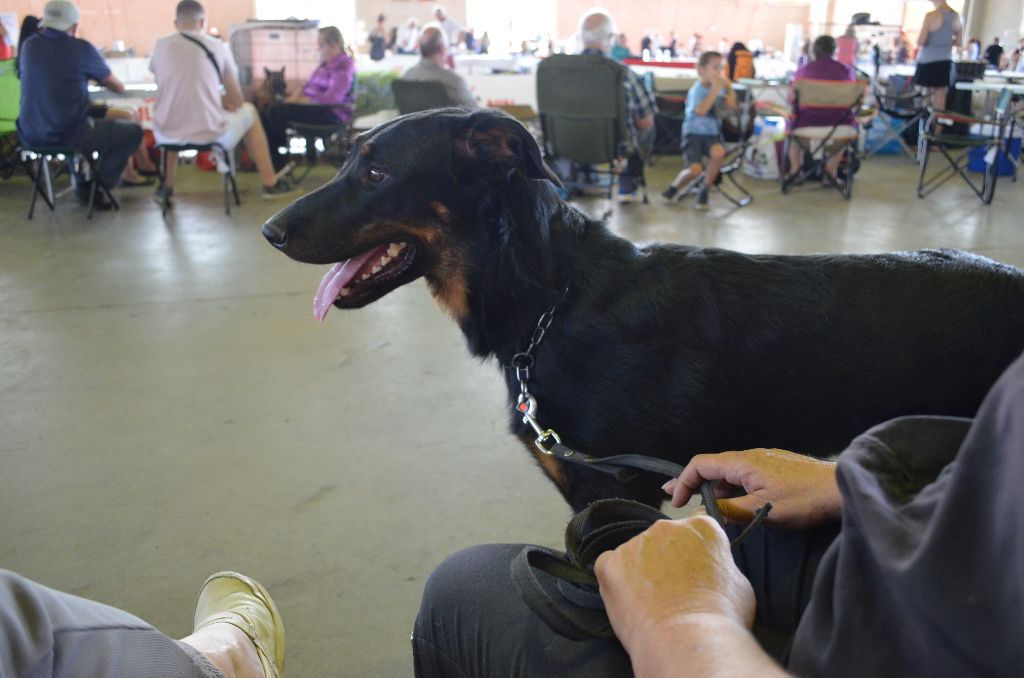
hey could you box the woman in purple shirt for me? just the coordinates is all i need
[786,35,857,183]
[261,26,357,171]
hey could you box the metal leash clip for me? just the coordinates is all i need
[517,393,562,454]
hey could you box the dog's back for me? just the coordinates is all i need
[521,229,1024,508]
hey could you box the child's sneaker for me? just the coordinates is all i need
[261,179,297,200]
[694,188,709,211]
[661,186,678,202]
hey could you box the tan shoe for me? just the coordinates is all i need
[193,571,285,678]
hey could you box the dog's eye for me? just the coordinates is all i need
[367,166,387,183]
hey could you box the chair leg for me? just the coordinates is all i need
[718,171,753,207]
[843,148,855,200]
[158,148,173,217]
[28,155,46,219]
[982,147,999,205]
[916,139,930,198]
[87,164,98,220]
[780,137,793,194]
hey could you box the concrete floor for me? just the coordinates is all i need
[1,154,1023,677]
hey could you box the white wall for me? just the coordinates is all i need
[254,0,357,49]
[965,0,1022,46]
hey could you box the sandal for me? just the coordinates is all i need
[193,571,285,678]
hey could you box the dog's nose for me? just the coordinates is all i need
[262,219,288,248]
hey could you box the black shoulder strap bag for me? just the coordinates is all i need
[178,32,222,82]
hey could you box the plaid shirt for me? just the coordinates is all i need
[582,48,658,151]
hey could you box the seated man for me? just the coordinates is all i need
[414,348,1024,676]
[787,35,857,185]
[149,0,292,203]
[661,51,737,210]
[260,25,356,172]
[401,25,478,110]
[577,10,657,203]
[17,0,143,211]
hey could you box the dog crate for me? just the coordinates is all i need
[229,20,320,97]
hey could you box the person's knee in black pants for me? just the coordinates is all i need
[412,543,631,678]
[76,119,143,205]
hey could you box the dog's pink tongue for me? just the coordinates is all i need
[313,247,384,322]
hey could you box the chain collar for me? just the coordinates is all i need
[508,286,570,453]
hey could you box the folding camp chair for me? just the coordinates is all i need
[391,80,451,115]
[20,147,119,219]
[672,88,755,208]
[916,88,1013,205]
[780,79,865,200]
[536,53,648,203]
[864,74,927,159]
[285,104,354,184]
[155,142,241,216]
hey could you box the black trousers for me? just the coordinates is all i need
[412,523,838,677]
[77,118,143,189]
[260,103,341,171]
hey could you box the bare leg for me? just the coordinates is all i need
[180,620,266,678]
[787,142,804,178]
[705,144,727,187]
[241,113,279,188]
[162,150,179,190]
[824,150,843,182]
[930,86,948,111]
[670,163,704,190]
[103,108,150,182]
[134,140,158,173]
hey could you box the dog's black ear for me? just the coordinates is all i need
[264,67,271,77]
[456,111,562,186]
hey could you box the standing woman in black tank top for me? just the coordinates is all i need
[914,0,963,111]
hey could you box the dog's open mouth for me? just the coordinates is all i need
[313,241,420,320]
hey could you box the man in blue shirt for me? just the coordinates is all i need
[661,51,737,210]
[18,0,143,209]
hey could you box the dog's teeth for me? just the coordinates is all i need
[387,244,401,256]
[360,273,370,280]
[397,242,407,250]
[380,255,391,266]
[372,265,382,274]
[339,288,351,297]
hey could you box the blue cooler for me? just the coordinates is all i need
[968,138,1021,176]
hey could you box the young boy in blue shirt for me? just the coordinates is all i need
[662,51,737,210]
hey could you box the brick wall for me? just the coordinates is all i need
[7,0,255,55]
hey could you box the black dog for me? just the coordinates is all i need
[263,109,1024,511]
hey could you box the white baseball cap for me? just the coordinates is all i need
[40,0,81,32]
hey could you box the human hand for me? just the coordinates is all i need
[595,516,755,657]
[222,96,241,112]
[664,449,841,529]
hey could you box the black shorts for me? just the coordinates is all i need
[681,134,723,166]
[914,60,953,88]
[87,104,109,119]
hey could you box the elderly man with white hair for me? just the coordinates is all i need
[402,23,478,109]
[578,9,657,202]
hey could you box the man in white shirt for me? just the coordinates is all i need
[401,25,477,109]
[149,0,292,204]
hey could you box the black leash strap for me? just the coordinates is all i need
[511,443,772,642]
[507,291,772,641]
[179,32,223,82]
